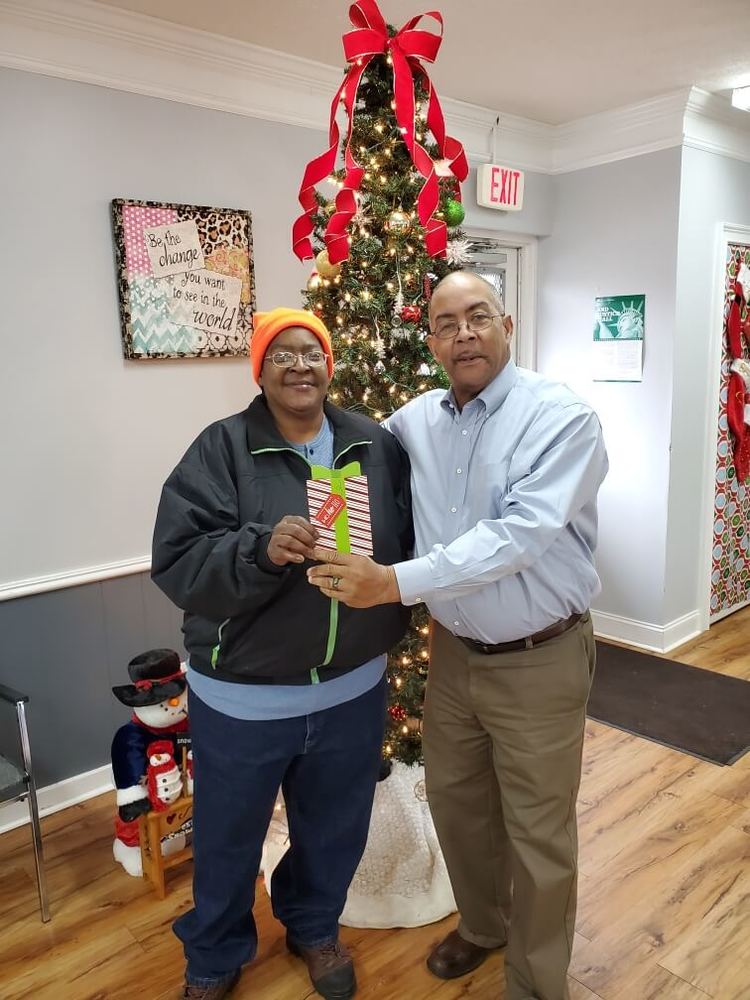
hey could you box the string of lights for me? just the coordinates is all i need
[300,41,466,765]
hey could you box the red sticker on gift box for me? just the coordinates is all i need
[313,494,346,528]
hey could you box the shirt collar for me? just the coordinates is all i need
[246,396,372,453]
[286,415,331,450]
[440,359,518,419]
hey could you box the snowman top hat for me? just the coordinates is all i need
[112,648,186,708]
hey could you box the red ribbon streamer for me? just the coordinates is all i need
[292,0,468,264]
[134,668,184,692]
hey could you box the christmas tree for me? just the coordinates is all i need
[294,7,470,765]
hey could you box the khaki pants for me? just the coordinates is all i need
[423,614,596,1000]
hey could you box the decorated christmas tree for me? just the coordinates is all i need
[293,0,469,765]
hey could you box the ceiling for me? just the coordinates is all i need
[97,0,750,124]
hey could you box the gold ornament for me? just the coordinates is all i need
[307,271,322,291]
[386,207,410,233]
[315,249,342,279]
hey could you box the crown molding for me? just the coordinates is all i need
[551,90,689,173]
[1,0,749,175]
[0,0,341,129]
[0,0,554,169]
[438,98,554,173]
[683,88,750,164]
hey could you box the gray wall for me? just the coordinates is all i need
[0,67,321,590]
[537,148,683,627]
[0,67,323,784]
[463,165,554,237]
[665,147,750,622]
[0,573,184,786]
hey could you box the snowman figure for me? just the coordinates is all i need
[146,739,184,809]
[111,649,190,876]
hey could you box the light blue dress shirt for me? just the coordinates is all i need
[386,360,608,644]
[187,415,385,719]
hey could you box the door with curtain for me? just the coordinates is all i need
[710,241,750,621]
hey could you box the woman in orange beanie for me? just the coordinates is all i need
[249,308,334,384]
[152,308,413,1000]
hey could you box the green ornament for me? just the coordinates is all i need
[443,198,465,227]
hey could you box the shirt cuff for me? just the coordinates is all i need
[393,557,433,606]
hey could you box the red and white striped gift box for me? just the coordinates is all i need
[306,474,373,556]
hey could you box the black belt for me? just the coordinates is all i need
[456,612,584,655]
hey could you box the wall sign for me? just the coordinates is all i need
[112,199,255,360]
[592,294,645,382]
[477,164,525,212]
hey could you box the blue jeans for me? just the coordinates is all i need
[175,677,387,981]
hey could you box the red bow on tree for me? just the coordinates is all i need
[292,0,468,265]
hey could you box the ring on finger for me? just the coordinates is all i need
[331,576,341,591]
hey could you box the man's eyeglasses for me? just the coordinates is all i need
[263,350,327,369]
[432,311,502,341]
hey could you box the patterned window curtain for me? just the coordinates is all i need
[711,242,750,619]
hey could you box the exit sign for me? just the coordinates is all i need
[477,164,525,212]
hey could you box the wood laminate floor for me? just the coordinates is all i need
[2,609,749,999]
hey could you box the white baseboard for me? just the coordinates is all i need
[0,764,113,835]
[591,608,704,654]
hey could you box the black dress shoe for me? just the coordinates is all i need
[427,929,498,979]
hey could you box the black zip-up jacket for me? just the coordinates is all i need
[151,396,413,684]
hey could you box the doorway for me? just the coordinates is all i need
[465,232,536,369]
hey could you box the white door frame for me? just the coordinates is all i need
[698,222,750,631]
[464,227,538,371]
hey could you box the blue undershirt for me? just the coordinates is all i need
[187,415,386,720]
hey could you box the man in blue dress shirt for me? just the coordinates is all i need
[308,270,608,1000]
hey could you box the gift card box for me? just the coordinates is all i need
[306,474,373,556]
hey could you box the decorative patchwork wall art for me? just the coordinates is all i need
[710,241,750,619]
[111,199,255,359]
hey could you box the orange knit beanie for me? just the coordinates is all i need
[249,308,334,383]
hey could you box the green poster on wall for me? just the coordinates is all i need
[593,294,645,381]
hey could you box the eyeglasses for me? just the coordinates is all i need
[263,350,328,369]
[432,312,503,340]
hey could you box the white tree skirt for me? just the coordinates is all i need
[261,762,456,928]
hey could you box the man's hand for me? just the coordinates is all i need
[267,516,319,566]
[307,547,401,607]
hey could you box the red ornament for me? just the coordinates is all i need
[400,304,422,324]
[388,705,407,722]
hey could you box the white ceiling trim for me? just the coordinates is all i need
[683,89,750,164]
[2,0,749,174]
[553,91,689,173]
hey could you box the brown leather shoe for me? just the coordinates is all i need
[180,970,240,999]
[287,934,356,999]
[427,929,497,979]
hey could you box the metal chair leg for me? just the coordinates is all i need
[16,701,50,922]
